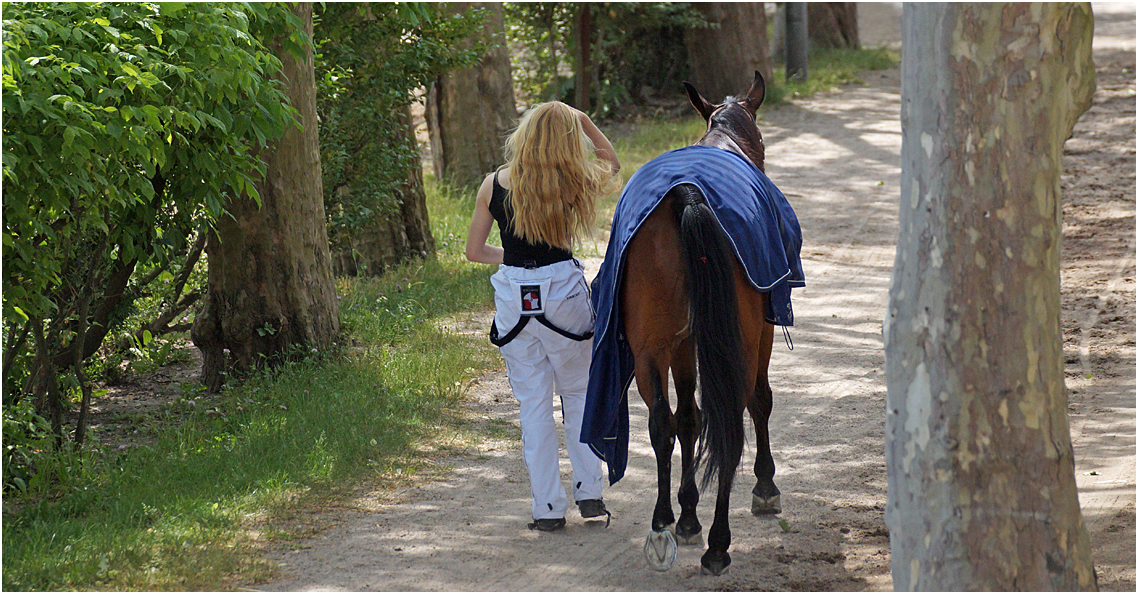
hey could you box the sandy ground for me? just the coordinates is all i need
[249,5,1135,591]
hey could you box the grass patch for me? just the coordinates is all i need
[2,182,501,592]
[766,46,899,104]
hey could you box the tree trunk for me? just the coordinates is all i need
[885,3,1097,590]
[808,3,859,49]
[683,3,772,103]
[426,2,516,188]
[573,3,592,112]
[193,2,339,391]
[332,104,435,277]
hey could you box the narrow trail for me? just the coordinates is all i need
[255,5,1134,591]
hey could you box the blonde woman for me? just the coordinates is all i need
[466,102,622,532]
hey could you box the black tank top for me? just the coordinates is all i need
[488,171,573,268]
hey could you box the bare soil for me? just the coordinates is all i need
[84,4,1133,591]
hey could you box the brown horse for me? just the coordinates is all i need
[620,71,780,576]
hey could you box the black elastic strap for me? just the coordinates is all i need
[489,315,594,347]
[489,316,531,347]
[535,315,594,342]
[782,325,794,351]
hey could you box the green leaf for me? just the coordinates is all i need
[158,2,186,17]
[141,104,161,127]
[142,329,153,345]
[11,306,29,323]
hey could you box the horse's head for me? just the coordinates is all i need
[684,71,766,171]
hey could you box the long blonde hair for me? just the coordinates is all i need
[502,101,622,250]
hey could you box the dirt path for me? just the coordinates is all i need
[255,6,1134,591]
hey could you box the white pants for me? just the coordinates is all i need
[492,259,604,520]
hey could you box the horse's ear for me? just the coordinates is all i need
[684,81,716,121]
[740,70,766,114]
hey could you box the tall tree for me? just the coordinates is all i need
[426,2,516,188]
[884,3,1097,590]
[808,3,859,50]
[683,3,772,103]
[192,3,339,391]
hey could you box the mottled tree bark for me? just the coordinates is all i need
[193,3,339,391]
[885,3,1097,590]
[426,2,516,188]
[684,3,772,103]
[808,3,859,49]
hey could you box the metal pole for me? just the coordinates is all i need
[785,2,808,82]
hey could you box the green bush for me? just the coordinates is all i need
[2,399,53,493]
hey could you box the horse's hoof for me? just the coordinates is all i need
[676,517,703,546]
[676,531,704,546]
[644,527,678,571]
[700,550,731,576]
[751,492,781,515]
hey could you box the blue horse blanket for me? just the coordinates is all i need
[581,145,804,485]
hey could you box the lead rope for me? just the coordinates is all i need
[782,325,794,351]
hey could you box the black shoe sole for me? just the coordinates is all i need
[528,518,566,531]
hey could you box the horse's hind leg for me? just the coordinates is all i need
[672,338,702,545]
[700,423,744,575]
[638,361,680,571]
[749,319,781,515]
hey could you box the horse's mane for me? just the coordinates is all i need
[700,97,765,172]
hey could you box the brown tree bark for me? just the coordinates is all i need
[808,3,859,49]
[573,3,592,112]
[683,3,772,104]
[193,2,339,391]
[885,3,1097,590]
[426,2,517,188]
[332,104,435,277]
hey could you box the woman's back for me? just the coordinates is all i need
[488,168,574,268]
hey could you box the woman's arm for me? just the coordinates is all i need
[575,108,620,174]
[465,173,505,265]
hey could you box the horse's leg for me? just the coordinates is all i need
[623,196,687,571]
[634,357,681,571]
[700,420,744,575]
[671,339,702,545]
[700,267,762,576]
[749,316,781,515]
[639,362,676,532]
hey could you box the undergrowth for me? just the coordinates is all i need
[1,183,499,591]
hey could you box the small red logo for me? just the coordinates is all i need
[521,285,542,311]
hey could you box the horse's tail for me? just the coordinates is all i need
[673,184,747,490]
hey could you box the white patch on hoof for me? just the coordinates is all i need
[644,527,678,572]
[751,493,781,515]
[700,562,730,576]
[676,531,703,546]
